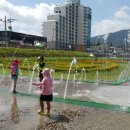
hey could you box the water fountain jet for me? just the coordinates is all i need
[63,57,77,99]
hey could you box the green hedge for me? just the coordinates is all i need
[0,47,89,57]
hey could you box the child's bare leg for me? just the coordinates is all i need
[13,80,17,91]
[46,101,50,113]
[40,100,44,112]
[12,80,17,92]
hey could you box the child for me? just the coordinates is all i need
[32,68,53,115]
[11,59,20,93]
[37,55,45,81]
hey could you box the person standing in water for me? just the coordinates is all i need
[37,55,45,81]
[32,68,53,116]
[11,59,21,93]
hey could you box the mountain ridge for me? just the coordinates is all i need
[91,29,130,48]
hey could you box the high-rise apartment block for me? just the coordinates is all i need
[43,0,91,51]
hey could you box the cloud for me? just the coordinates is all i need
[115,6,130,20]
[0,0,54,36]
[1,0,130,38]
[92,5,130,37]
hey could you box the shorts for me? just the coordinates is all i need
[40,94,53,101]
[11,75,18,81]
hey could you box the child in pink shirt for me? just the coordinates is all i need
[32,68,53,115]
[11,59,21,93]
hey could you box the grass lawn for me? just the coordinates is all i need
[0,56,129,84]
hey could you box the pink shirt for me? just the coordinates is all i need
[11,64,19,76]
[35,77,53,95]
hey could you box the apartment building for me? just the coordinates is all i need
[43,0,91,51]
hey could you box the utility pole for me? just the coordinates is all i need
[0,16,15,47]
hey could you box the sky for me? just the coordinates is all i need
[0,0,130,37]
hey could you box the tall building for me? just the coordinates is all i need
[43,0,91,51]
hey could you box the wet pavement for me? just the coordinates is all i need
[1,76,130,129]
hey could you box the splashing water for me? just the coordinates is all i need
[0,64,5,81]
[95,70,99,84]
[118,61,130,83]
[78,68,86,83]
[60,73,64,81]
[29,62,39,94]
[12,47,20,58]
[63,57,77,99]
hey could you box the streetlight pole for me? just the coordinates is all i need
[0,16,15,47]
[7,17,15,46]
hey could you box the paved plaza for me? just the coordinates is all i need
[1,76,130,130]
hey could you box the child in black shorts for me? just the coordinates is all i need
[32,68,53,116]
